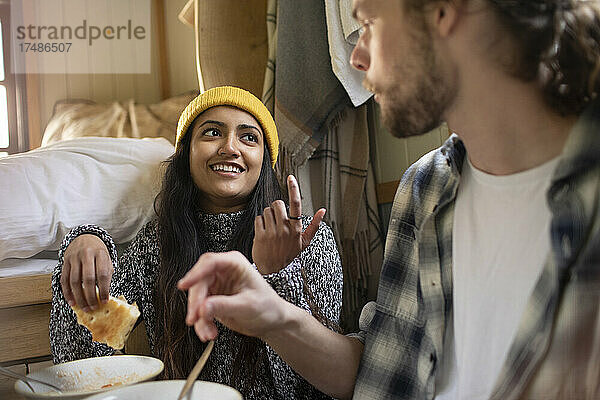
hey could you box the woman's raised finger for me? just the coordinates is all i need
[286,175,302,223]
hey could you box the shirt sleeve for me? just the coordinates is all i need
[49,222,157,363]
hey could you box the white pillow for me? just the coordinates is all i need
[0,137,174,261]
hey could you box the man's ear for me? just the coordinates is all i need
[429,1,462,38]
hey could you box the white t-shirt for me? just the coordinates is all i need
[435,155,559,399]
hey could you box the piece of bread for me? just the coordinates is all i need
[72,294,140,349]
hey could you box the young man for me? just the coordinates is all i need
[179,1,600,399]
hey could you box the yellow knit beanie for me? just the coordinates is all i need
[176,86,279,168]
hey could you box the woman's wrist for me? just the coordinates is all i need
[58,224,117,266]
[256,262,279,275]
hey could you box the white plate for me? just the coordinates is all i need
[14,355,164,399]
[84,380,243,399]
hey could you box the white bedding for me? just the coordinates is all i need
[0,137,174,262]
[0,258,57,278]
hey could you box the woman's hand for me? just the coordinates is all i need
[178,251,288,341]
[60,234,113,311]
[252,175,326,274]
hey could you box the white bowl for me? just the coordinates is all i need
[14,355,164,399]
[84,380,243,399]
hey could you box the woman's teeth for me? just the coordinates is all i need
[211,164,242,173]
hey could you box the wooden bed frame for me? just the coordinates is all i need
[0,274,52,365]
[0,272,150,365]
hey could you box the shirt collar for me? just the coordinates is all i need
[552,100,600,183]
[437,134,465,209]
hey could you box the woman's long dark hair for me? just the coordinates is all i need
[153,116,330,392]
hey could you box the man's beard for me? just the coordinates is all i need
[371,36,456,139]
[381,74,452,139]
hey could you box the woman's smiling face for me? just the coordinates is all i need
[189,106,265,213]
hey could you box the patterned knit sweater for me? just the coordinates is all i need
[50,211,342,399]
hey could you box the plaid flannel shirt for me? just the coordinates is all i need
[351,101,600,399]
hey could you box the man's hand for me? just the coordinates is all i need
[60,234,113,311]
[252,175,326,274]
[178,250,363,399]
[177,251,288,341]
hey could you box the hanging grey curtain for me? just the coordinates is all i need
[300,103,384,330]
[266,0,384,331]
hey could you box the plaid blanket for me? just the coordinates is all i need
[274,0,350,177]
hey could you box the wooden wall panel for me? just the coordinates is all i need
[65,74,93,100]
[27,0,170,149]
[376,180,400,205]
[38,73,68,134]
[165,0,197,96]
[154,0,170,99]
[91,74,117,104]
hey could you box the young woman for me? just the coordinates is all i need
[49,86,343,399]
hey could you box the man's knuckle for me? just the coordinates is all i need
[199,252,217,263]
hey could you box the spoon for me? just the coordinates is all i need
[0,365,63,393]
[177,340,214,400]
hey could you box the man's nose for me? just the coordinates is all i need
[350,40,369,71]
